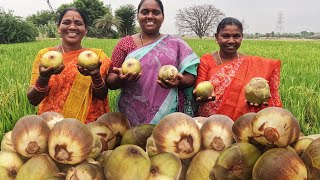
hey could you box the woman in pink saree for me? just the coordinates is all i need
[106,0,199,126]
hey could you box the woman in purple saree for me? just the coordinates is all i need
[106,0,199,126]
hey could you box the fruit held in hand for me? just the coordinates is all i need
[78,50,99,70]
[245,77,271,104]
[121,58,142,74]
[158,65,179,82]
[41,51,63,68]
[195,81,214,99]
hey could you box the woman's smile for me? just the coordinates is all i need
[66,32,79,38]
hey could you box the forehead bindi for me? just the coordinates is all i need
[62,11,83,22]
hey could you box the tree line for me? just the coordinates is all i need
[1,0,228,44]
[1,0,318,44]
[0,0,137,43]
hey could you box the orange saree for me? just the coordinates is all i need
[196,53,282,121]
[30,47,111,123]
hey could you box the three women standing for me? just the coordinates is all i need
[28,4,282,125]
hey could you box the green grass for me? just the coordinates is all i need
[1,38,319,141]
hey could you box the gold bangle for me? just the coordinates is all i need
[92,81,105,89]
[92,85,105,89]
[39,74,50,80]
[34,85,49,93]
[91,74,102,81]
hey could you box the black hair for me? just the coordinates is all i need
[57,7,88,28]
[137,0,164,16]
[216,17,243,34]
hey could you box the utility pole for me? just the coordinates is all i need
[46,0,54,13]
[275,12,284,34]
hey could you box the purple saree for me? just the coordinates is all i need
[117,35,199,126]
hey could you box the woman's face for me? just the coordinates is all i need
[138,0,164,34]
[215,25,243,55]
[58,10,87,45]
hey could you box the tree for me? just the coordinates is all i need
[0,10,37,43]
[73,0,108,27]
[37,21,59,38]
[175,4,225,39]
[115,4,136,37]
[300,31,315,38]
[55,0,110,38]
[56,3,75,15]
[241,17,249,32]
[26,10,57,26]
[56,0,108,27]
[94,9,121,38]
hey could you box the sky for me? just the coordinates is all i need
[0,0,319,34]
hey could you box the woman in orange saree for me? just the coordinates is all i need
[27,8,111,123]
[195,17,282,121]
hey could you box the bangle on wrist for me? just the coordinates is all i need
[92,80,105,89]
[91,74,102,81]
[39,74,50,80]
[34,82,49,93]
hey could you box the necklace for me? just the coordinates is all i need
[217,51,240,64]
[61,45,66,54]
[140,33,161,47]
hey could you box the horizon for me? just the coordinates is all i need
[0,0,319,34]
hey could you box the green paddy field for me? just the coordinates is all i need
[1,38,319,140]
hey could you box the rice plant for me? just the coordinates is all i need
[1,38,319,141]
